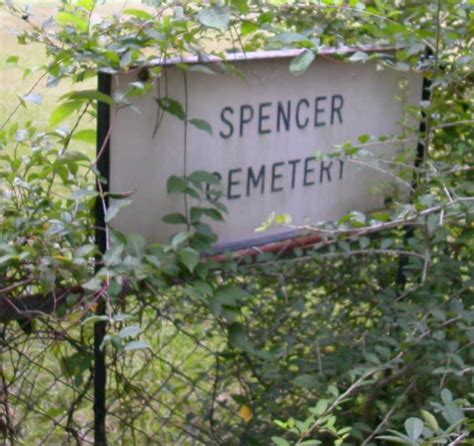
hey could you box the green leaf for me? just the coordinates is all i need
[310,399,329,416]
[162,213,187,224]
[290,50,315,76]
[104,199,132,223]
[228,322,253,351]
[190,207,223,223]
[61,89,114,106]
[358,134,370,144]
[56,11,88,33]
[77,0,95,11]
[126,233,146,259]
[118,325,142,338]
[293,374,318,389]
[197,6,230,32]
[171,231,190,248]
[441,388,453,404]
[420,410,440,433]
[156,97,186,120]
[49,101,82,127]
[189,64,216,75]
[21,92,42,105]
[123,8,154,20]
[209,285,249,317]
[241,21,258,36]
[272,437,290,446]
[72,128,96,144]
[232,0,249,14]
[376,436,409,444]
[103,244,124,267]
[189,170,220,185]
[5,55,19,65]
[178,247,200,273]
[167,176,187,193]
[349,51,369,62]
[82,277,102,292]
[405,417,423,440]
[81,315,110,325]
[442,402,465,425]
[124,340,151,351]
[189,118,213,135]
[272,31,307,44]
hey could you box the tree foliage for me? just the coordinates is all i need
[0,0,472,444]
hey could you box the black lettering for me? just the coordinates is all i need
[239,104,254,137]
[219,106,234,139]
[303,157,315,186]
[320,161,333,183]
[227,168,242,199]
[206,172,222,200]
[271,162,284,192]
[296,99,310,129]
[314,96,327,127]
[288,159,301,189]
[338,160,344,179]
[258,102,272,135]
[330,94,344,125]
[277,100,291,132]
[246,165,265,196]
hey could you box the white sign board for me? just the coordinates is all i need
[108,49,422,250]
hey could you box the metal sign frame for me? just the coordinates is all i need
[95,47,427,255]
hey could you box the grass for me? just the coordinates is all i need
[0,1,142,158]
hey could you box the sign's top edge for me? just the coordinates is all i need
[155,45,399,67]
[99,45,400,73]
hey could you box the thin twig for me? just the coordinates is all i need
[361,380,416,446]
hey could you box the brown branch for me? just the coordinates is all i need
[0,286,84,323]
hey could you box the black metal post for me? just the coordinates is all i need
[396,49,433,289]
[94,71,111,446]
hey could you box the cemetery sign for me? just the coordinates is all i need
[99,47,423,251]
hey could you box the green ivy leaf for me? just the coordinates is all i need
[156,97,186,120]
[124,340,151,351]
[404,417,423,440]
[104,199,132,223]
[420,410,440,433]
[272,437,291,446]
[178,247,200,273]
[289,50,315,76]
[56,11,88,33]
[232,0,249,14]
[197,6,230,32]
[162,213,187,224]
[171,231,190,248]
[349,51,369,62]
[167,176,188,194]
[209,285,249,317]
[49,101,82,127]
[126,233,146,259]
[123,8,154,20]
[72,129,96,144]
[189,118,213,135]
[21,92,42,105]
[292,374,318,389]
[189,170,220,185]
[82,277,102,292]
[118,325,142,338]
[5,55,19,65]
[61,90,114,106]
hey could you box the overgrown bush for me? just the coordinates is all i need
[0,1,472,445]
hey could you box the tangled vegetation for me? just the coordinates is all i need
[0,0,472,444]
